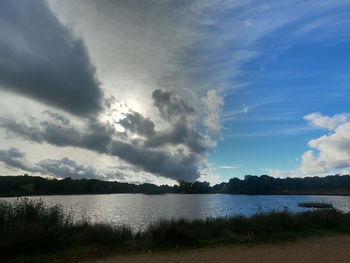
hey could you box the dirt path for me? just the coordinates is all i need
[87,236,350,263]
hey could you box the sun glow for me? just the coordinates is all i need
[99,96,150,133]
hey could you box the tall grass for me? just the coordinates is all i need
[0,199,132,256]
[144,209,350,246]
[1,198,350,260]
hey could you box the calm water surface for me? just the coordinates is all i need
[2,194,350,231]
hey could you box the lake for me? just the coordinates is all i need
[2,194,350,231]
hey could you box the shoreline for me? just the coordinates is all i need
[2,192,350,198]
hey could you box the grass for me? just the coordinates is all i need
[0,198,133,261]
[144,208,350,247]
[1,198,350,262]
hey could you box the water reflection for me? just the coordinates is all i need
[2,194,350,231]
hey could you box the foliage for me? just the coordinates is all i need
[221,174,350,194]
[1,174,350,197]
[0,175,175,196]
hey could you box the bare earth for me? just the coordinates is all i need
[88,236,350,263]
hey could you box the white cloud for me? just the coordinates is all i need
[268,113,350,177]
[299,121,350,174]
[198,161,221,185]
[219,165,240,169]
[202,90,224,136]
[263,168,297,178]
[264,113,350,178]
[304,112,350,130]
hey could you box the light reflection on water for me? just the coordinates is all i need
[2,194,350,231]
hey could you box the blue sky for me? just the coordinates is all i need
[210,4,350,180]
[1,0,350,184]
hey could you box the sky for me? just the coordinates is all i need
[1,0,350,185]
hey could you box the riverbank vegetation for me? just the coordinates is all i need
[1,199,350,262]
[1,174,350,197]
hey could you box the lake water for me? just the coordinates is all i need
[2,194,350,231]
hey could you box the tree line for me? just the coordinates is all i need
[1,174,350,197]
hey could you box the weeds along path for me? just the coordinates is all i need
[87,235,350,263]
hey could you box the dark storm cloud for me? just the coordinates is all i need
[37,157,99,179]
[0,148,39,173]
[152,89,195,120]
[149,90,207,154]
[109,141,199,181]
[0,115,201,181]
[144,121,207,154]
[0,147,126,180]
[38,157,131,180]
[118,112,156,137]
[0,0,103,117]
[119,91,207,155]
[43,110,70,126]
[0,116,110,153]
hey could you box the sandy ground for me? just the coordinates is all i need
[88,236,350,263]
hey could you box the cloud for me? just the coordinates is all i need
[144,121,208,155]
[43,110,70,126]
[116,90,210,156]
[0,115,113,153]
[0,90,209,181]
[49,0,234,133]
[218,165,239,169]
[109,140,199,181]
[37,158,100,179]
[0,0,103,117]
[118,112,155,138]
[202,90,224,136]
[269,113,350,177]
[0,147,130,180]
[3,0,350,184]
[152,89,195,121]
[0,0,222,182]
[263,168,297,178]
[0,148,39,173]
[304,112,350,130]
[299,120,350,175]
